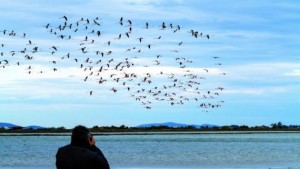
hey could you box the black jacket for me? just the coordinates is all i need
[56,145,110,169]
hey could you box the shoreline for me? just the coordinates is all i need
[2,130,300,136]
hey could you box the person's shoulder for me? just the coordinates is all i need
[58,144,71,150]
[57,144,84,154]
[56,144,70,154]
[57,144,99,157]
[84,147,99,156]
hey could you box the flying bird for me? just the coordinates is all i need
[0,15,225,110]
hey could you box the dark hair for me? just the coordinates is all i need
[70,125,91,148]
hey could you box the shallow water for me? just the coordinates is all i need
[1,132,300,169]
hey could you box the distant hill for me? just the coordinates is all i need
[0,122,18,129]
[0,122,44,130]
[24,125,45,130]
[137,122,218,128]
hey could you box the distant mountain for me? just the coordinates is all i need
[0,122,45,130]
[0,122,18,129]
[137,122,218,128]
[24,125,45,130]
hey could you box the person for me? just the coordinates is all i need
[56,125,110,169]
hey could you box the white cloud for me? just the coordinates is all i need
[223,62,300,80]
[0,57,227,105]
[223,87,288,96]
[0,63,223,82]
[284,69,300,77]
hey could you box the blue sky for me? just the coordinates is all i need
[0,0,299,128]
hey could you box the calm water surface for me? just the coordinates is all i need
[1,132,300,169]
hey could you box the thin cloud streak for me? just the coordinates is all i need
[223,87,288,96]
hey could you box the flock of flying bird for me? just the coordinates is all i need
[0,16,226,111]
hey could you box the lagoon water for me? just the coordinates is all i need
[1,132,300,169]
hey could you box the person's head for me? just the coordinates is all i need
[70,125,92,148]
